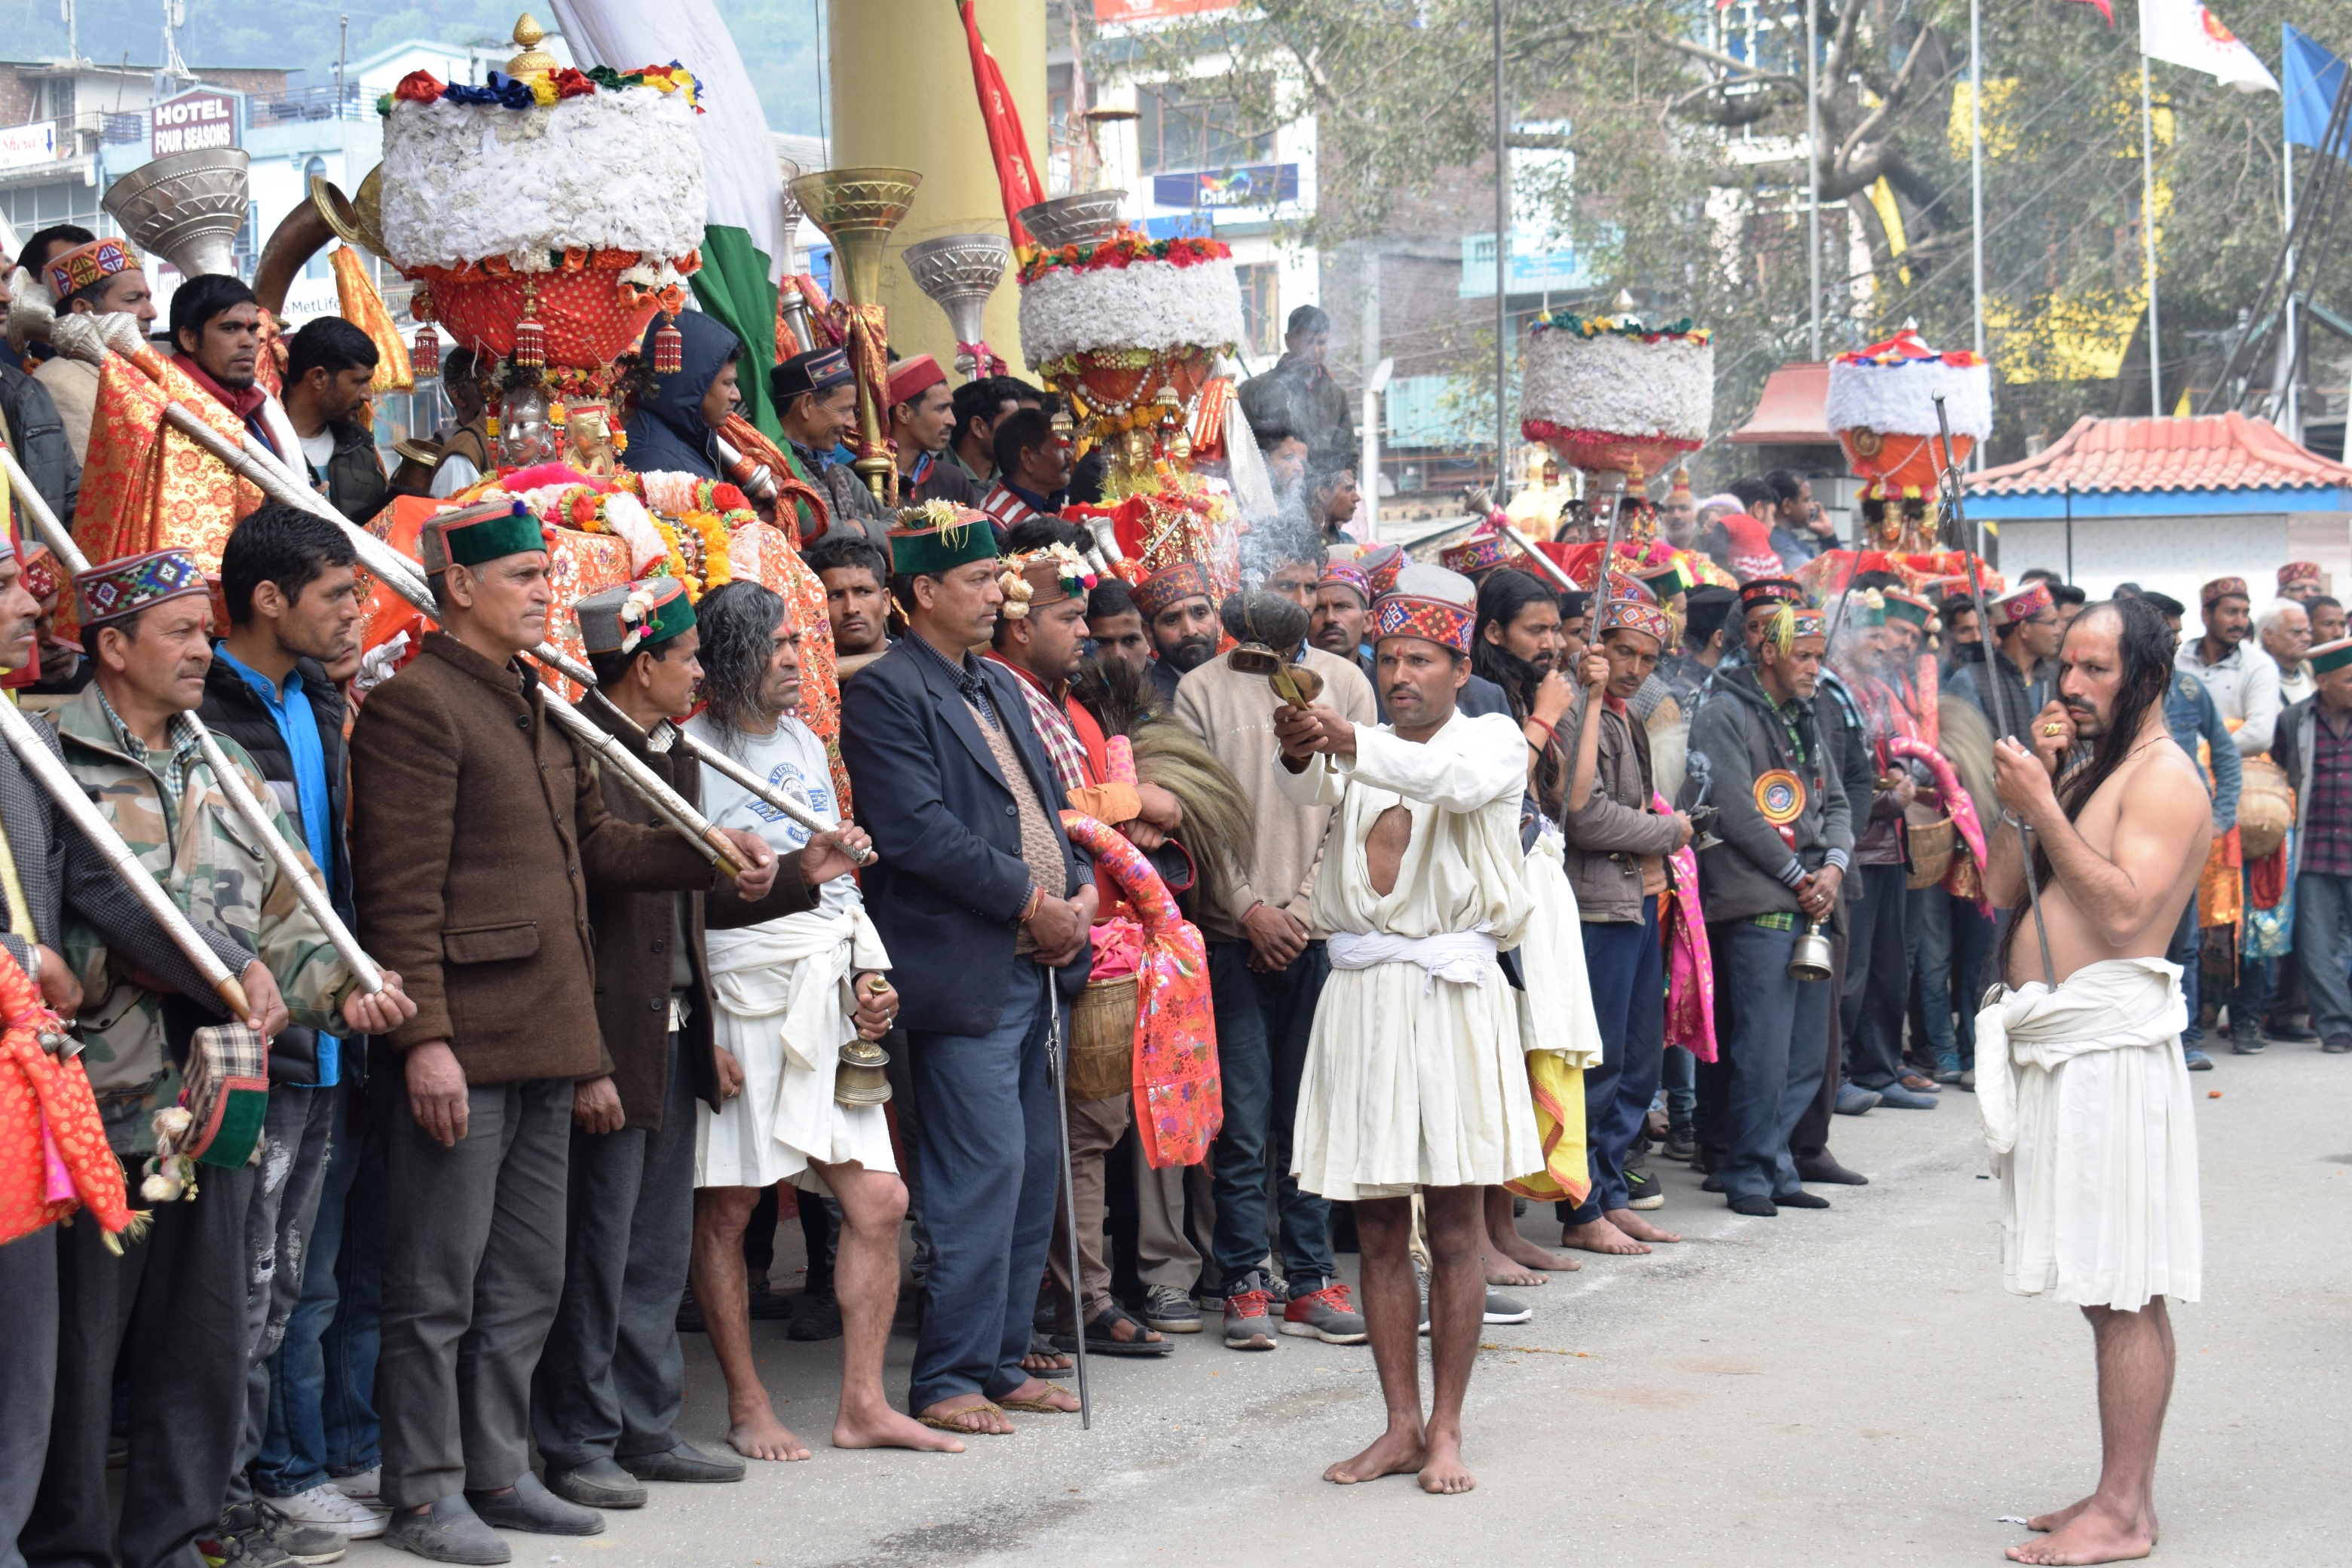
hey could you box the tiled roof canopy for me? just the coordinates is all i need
[1730,361,1833,445]
[1969,413,2352,496]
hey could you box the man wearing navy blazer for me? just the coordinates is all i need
[840,502,1097,1436]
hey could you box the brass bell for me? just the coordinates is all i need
[1787,917,1833,982]
[835,1037,893,1106]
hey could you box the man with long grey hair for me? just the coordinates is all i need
[682,581,950,1460]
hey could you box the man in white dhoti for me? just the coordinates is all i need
[1982,597,2213,1566]
[683,583,963,1459]
[1271,564,1542,1496]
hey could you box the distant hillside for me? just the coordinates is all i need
[0,0,825,134]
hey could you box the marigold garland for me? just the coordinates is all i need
[1017,231,1232,286]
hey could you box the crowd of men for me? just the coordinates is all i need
[0,214,2317,1564]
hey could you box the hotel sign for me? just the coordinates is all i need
[151,89,239,160]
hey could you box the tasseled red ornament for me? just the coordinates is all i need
[412,325,440,378]
[653,312,684,375]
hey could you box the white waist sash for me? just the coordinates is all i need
[1973,955,2185,1156]
[1325,929,1499,991]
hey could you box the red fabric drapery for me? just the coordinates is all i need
[958,1,1043,248]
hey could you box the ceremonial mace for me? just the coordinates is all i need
[1935,394,2056,988]
[0,444,384,995]
[791,169,922,504]
[902,234,1012,382]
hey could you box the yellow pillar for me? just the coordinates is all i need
[827,0,1045,378]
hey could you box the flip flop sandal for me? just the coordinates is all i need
[1022,1331,1073,1370]
[1000,1383,1078,1414]
[917,1401,1009,1435]
[1052,1303,1173,1358]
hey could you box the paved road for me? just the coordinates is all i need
[342,1046,2350,1568]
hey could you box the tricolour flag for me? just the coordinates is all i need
[2141,0,2280,93]
[549,0,789,439]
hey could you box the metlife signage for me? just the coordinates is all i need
[151,89,239,161]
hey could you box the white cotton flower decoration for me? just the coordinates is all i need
[598,492,670,574]
[381,88,707,271]
[153,1106,192,1138]
[1521,329,1713,443]
[1018,257,1247,365]
[1824,355,1992,439]
[141,1171,178,1202]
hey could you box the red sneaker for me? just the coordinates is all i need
[1281,1282,1369,1344]
[1222,1288,1279,1350]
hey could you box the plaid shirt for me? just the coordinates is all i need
[2305,705,2352,876]
[988,654,1092,801]
[95,688,203,804]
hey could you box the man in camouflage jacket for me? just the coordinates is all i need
[24,550,412,1568]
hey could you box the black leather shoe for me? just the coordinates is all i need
[1727,1194,1778,1217]
[1775,1190,1832,1209]
[1795,1157,1869,1186]
[617,1442,746,1484]
[544,1458,645,1509]
[1699,1173,1725,1193]
[381,1497,509,1565]
[464,1475,603,1537]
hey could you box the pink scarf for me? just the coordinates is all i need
[1654,792,1718,1063]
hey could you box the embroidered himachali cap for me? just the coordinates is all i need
[1845,589,1887,628]
[1884,590,1934,629]
[1717,513,1784,583]
[774,346,854,401]
[44,237,141,301]
[2279,561,2323,593]
[1357,543,1405,597]
[19,545,62,606]
[888,499,999,577]
[1790,607,1827,639]
[1316,560,1371,606]
[420,501,547,573]
[76,550,208,628]
[1991,580,2055,625]
[2311,635,2352,675]
[1600,594,1673,648]
[1133,559,1215,620]
[887,354,946,409]
[997,545,1098,618]
[576,577,695,656]
[1373,562,1477,655]
[2200,575,2249,606]
[1738,577,1805,611]
[1438,533,1523,576]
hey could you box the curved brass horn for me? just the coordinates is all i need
[253,199,335,316]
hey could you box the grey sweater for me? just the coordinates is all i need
[1687,666,1854,925]
[1558,685,1685,923]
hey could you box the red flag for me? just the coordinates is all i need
[2069,0,2114,21]
[959,0,1043,247]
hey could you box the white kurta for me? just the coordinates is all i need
[1974,956,2201,1310]
[689,715,896,1193]
[1276,712,1545,1199]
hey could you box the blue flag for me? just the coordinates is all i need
[2284,23,2349,155]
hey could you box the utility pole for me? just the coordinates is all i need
[337,14,349,113]
[1805,0,1821,360]
[1493,0,1510,501]
[2141,54,2162,417]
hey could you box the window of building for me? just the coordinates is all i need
[1136,80,1271,176]
[1,180,103,235]
[1236,262,1279,360]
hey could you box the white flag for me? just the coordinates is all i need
[2140,0,2281,93]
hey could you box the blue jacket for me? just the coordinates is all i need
[841,638,1094,1036]
[620,309,738,480]
[2167,667,2240,831]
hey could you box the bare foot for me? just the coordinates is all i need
[2026,1496,2098,1534]
[1417,1430,1476,1496]
[1490,1226,1581,1273]
[2006,1499,2155,1563]
[914,1396,1012,1437]
[1606,1208,1681,1245]
[726,1409,811,1462]
[832,1403,966,1453]
[1000,1377,1082,1413]
[1021,1348,1073,1374]
[1481,1240,1546,1288]
[1324,1423,1426,1484]
[1560,1216,1651,1256]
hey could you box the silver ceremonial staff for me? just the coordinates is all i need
[1934,393,2057,988]
[1045,978,1092,1429]
[0,699,250,1019]
[0,450,386,995]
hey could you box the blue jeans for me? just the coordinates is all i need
[1715,921,1832,1203]
[322,1098,383,1479]
[253,1082,372,1496]
[1205,939,1335,1294]
[2295,871,2352,1041]
[1906,882,1958,1069]
[906,957,1064,1413]
[1659,1046,1695,1140]
[2172,896,2203,1046]
[1563,902,1664,1223]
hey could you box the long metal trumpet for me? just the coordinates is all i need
[0,700,250,1020]
[0,437,387,995]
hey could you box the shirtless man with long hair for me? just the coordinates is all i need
[1983,596,2212,1565]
